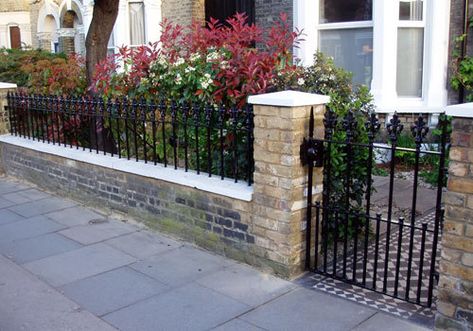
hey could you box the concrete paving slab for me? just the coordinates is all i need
[197,263,295,307]
[103,283,251,331]
[58,220,137,245]
[130,245,230,287]
[0,180,30,194]
[0,197,17,209]
[8,197,76,218]
[0,209,25,225]
[2,188,51,204]
[212,318,266,330]
[45,206,107,227]
[104,230,181,260]
[0,233,82,264]
[23,243,136,287]
[0,216,66,242]
[61,267,169,316]
[352,312,430,331]
[240,288,376,331]
[0,255,117,331]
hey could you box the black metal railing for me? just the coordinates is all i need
[6,93,254,185]
[302,108,449,307]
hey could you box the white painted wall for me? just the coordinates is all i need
[0,11,32,48]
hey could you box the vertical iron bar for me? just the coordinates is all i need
[333,211,339,277]
[363,114,379,285]
[142,98,148,163]
[151,101,157,165]
[384,114,403,292]
[23,95,31,139]
[394,217,404,297]
[39,95,45,143]
[31,94,37,141]
[352,216,359,282]
[93,97,99,154]
[406,116,428,300]
[62,96,68,147]
[416,222,428,304]
[100,98,106,154]
[107,98,113,156]
[124,97,130,159]
[305,107,315,270]
[373,213,382,289]
[206,104,212,177]
[427,115,448,307]
[194,103,200,174]
[116,98,122,158]
[56,96,62,145]
[25,94,31,139]
[132,99,139,161]
[219,105,225,180]
[232,106,238,182]
[160,99,167,167]
[315,201,321,270]
[47,96,56,145]
[183,103,189,171]
[171,101,178,169]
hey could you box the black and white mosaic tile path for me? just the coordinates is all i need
[300,211,440,326]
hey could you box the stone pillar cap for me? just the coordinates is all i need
[446,103,473,118]
[0,82,17,89]
[248,90,330,107]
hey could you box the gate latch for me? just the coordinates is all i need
[300,138,324,167]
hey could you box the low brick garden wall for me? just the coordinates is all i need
[0,90,328,279]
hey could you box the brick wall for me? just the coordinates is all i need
[161,0,293,31]
[161,0,198,26]
[255,0,293,37]
[435,115,473,330]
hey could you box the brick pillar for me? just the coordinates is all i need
[0,83,17,135]
[436,103,473,330]
[248,91,329,278]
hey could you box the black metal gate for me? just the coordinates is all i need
[301,108,448,307]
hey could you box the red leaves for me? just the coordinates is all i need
[92,12,301,107]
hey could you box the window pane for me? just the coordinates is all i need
[129,2,145,45]
[399,0,423,21]
[397,28,424,97]
[319,0,372,23]
[319,28,373,86]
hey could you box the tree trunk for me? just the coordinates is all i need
[85,0,119,153]
[85,0,120,87]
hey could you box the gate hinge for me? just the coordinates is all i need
[300,138,324,167]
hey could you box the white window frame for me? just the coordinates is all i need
[293,0,450,114]
[395,0,426,101]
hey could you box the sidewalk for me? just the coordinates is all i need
[0,177,429,331]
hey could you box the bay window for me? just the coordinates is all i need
[317,0,373,86]
[295,0,450,113]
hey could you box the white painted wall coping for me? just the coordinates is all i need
[445,103,473,118]
[0,82,17,89]
[248,90,330,107]
[0,135,253,201]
